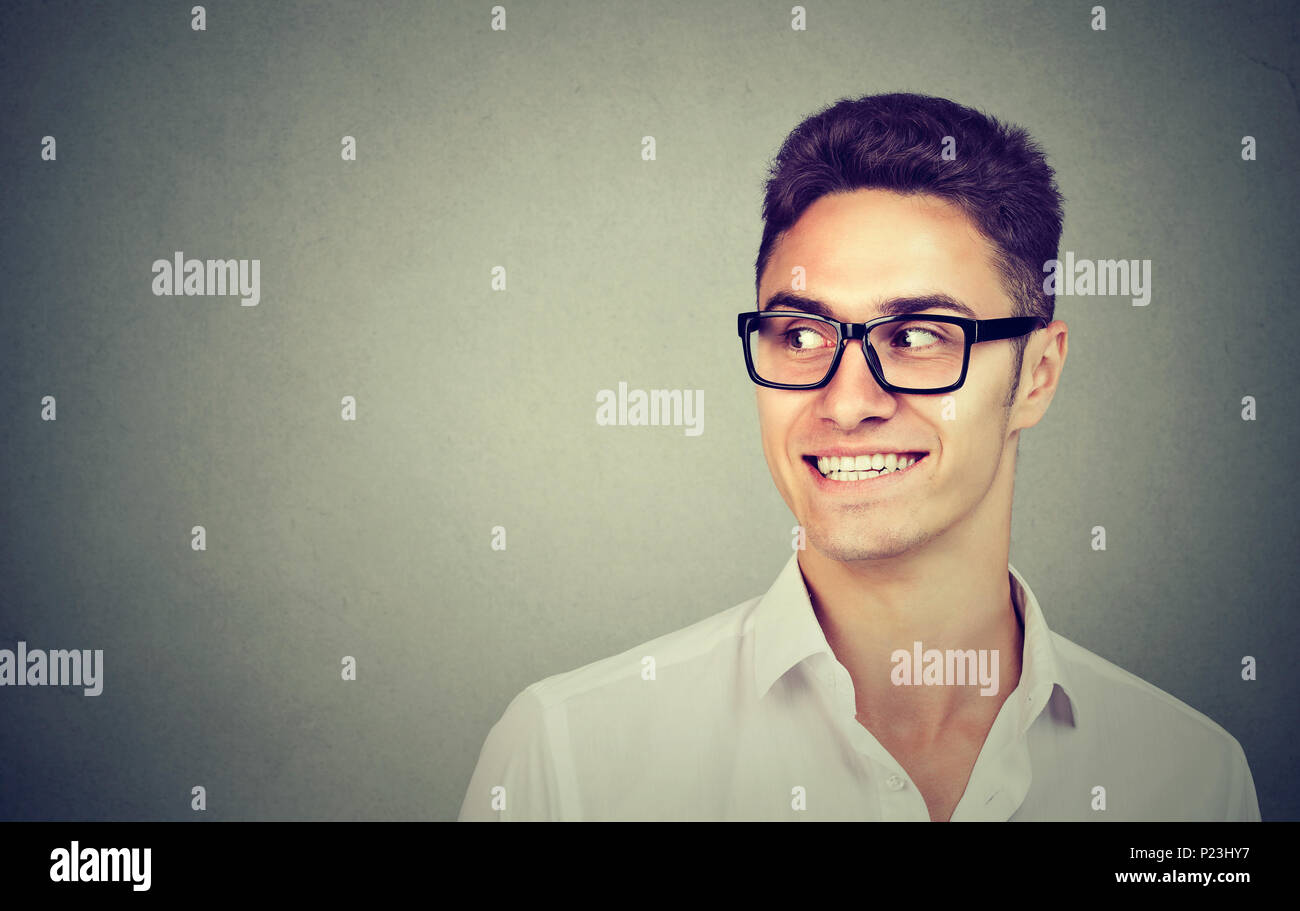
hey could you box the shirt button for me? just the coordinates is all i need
[885,774,906,791]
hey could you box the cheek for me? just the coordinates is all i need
[755,392,799,452]
[946,413,1008,486]
[931,390,1004,467]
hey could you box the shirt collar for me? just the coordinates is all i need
[1007,562,1084,729]
[752,552,1083,729]
[752,552,831,700]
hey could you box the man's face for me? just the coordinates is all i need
[755,188,1026,563]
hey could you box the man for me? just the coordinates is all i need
[459,93,1260,821]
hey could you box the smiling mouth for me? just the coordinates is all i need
[803,452,928,481]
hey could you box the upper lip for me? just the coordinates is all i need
[804,449,928,458]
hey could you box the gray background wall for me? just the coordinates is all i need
[1,0,1296,820]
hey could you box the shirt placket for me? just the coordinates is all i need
[825,659,930,821]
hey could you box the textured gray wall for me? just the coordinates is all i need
[1,0,1296,820]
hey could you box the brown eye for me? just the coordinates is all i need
[892,326,941,348]
[787,327,831,349]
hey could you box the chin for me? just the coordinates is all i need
[805,524,925,563]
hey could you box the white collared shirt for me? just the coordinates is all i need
[459,553,1260,821]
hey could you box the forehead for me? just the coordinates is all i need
[761,189,1010,319]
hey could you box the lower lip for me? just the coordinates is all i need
[804,455,927,492]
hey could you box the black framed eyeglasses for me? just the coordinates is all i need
[737,310,1047,393]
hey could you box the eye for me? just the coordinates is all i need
[788,327,823,349]
[891,326,941,348]
[785,326,835,350]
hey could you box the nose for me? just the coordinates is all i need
[818,338,899,425]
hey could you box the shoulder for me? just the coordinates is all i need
[1051,631,1237,743]
[458,594,763,820]
[1047,631,1259,819]
[526,594,763,711]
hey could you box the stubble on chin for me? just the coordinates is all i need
[801,511,929,563]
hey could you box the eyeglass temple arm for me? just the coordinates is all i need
[973,316,1047,342]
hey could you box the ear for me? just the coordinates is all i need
[1009,321,1067,432]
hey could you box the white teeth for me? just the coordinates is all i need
[812,453,924,480]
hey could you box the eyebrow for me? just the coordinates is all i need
[759,290,979,320]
